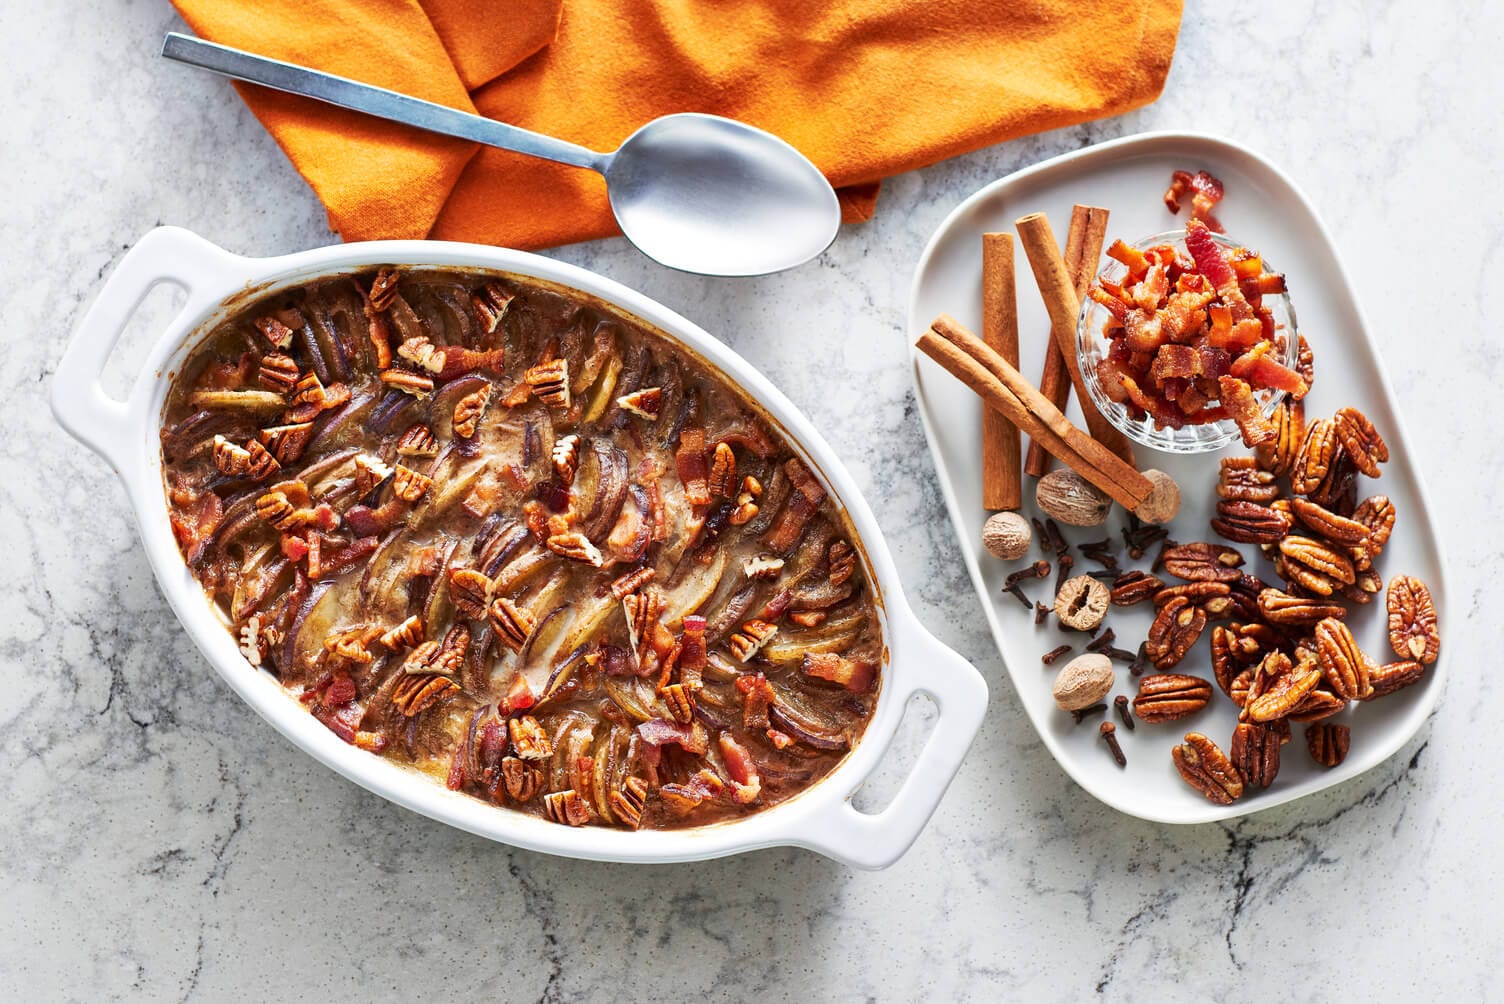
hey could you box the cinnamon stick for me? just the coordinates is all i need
[919,315,1152,512]
[1024,205,1110,477]
[916,328,1107,504]
[981,233,1021,510]
[1015,212,1137,467]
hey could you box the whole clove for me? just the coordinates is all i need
[1100,721,1127,765]
[1072,702,1108,723]
[1041,644,1073,666]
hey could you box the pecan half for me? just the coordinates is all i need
[1254,398,1305,475]
[1314,617,1374,700]
[729,620,779,662]
[1290,497,1369,547]
[1350,496,1396,570]
[828,540,857,587]
[1162,542,1245,582]
[1153,580,1230,608]
[502,756,544,801]
[391,464,432,503]
[1172,733,1244,804]
[258,422,314,466]
[1145,597,1207,669]
[708,441,737,498]
[1210,499,1291,545]
[1291,418,1340,496]
[1305,722,1350,768]
[546,530,603,567]
[471,282,514,333]
[353,454,393,497]
[609,566,656,599]
[1279,536,1355,594]
[509,716,553,760]
[447,567,493,620]
[1230,721,1281,789]
[1257,587,1346,625]
[1133,673,1212,723]
[552,434,580,485]
[365,268,400,313]
[1217,457,1280,504]
[254,315,296,351]
[1366,659,1426,699]
[391,673,459,717]
[543,789,592,826]
[1110,570,1164,606]
[526,358,570,409]
[397,336,446,374]
[379,615,424,652]
[1210,626,1246,698]
[729,475,762,526]
[1246,656,1321,723]
[610,777,649,829]
[662,683,696,724]
[1054,575,1110,632]
[212,435,253,477]
[452,384,492,438]
[324,625,380,664]
[258,353,299,393]
[243,439,281,481]
[489,597,536,651]
[1295,334,1314,393]
[380,368,435,397]
[396,423,439,458]
[1307,452,1358,513]
[1386,575,1440,664]
[1332,406,1389,477]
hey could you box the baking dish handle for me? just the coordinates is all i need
[796,615,987,870]
[50,226,243,475]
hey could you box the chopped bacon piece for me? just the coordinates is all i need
[679,615,707,670]
[324,672,357,707]
[168,489,223,564]
[446,746,467,791]
[763,459,827,555]
[636,718,709,757]
[802,652,877,692]
[501,674,535,714]
[675,428,711,506]
[736,673,777,729]
[1218,376,1276,447]
[719,735,762,804]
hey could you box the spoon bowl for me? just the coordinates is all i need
[605,114,840,276]
[162,34,841,277]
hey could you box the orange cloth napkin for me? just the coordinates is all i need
[170,0,1182,249]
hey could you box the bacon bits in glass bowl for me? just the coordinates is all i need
[1075,221,1306,454]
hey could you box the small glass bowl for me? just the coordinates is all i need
[1074,229,1300,455]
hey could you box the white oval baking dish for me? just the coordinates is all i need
[51,227,987,869]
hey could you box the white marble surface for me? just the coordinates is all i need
[4,1,1494,999]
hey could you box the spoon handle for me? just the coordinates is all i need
[161,33,608,173]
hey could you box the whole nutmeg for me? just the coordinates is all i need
[1055,574,1110,632]
[1133,469,1181,524]
[982,511,1032,560]
[1052,653,1115,711]
[1035,468,1112,526]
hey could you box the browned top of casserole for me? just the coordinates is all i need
[159,267,881,830]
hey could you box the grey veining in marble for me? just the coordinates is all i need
[3,1,1495,999]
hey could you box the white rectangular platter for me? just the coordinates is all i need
[907,131,1448,823]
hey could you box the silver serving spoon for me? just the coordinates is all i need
[161,32,841,277]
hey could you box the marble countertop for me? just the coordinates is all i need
[5,2,1493,998]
